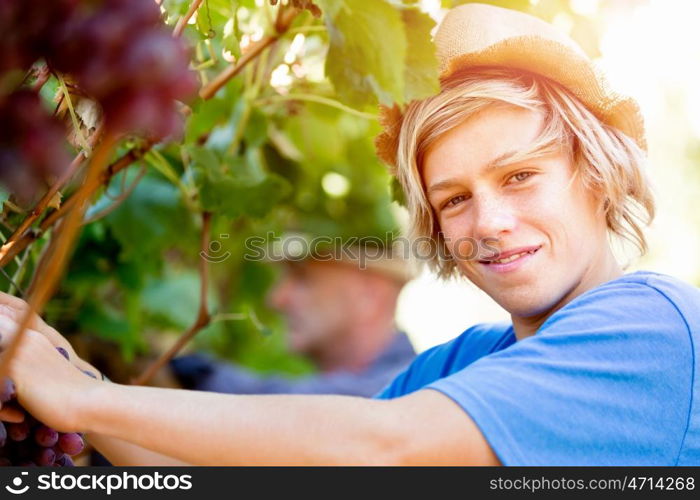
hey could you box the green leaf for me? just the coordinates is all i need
[401,8,440,101]
[0,186,9,211]
[187,144,221,173]
[77,300,144,360]
[105,174,195,259]
[185,96,235,143]
[316,0,342,17]
[162,0,191,16]
[390,176,407,206]
[141,271,213,329]
[223,11,242,60]
[282,106,345,164]
[243,108,268,149]
[322,0,407,109]
[198,168,292,219]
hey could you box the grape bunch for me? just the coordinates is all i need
[0,0,198,200]
[45,0,199,141]
[0,373,85,466]
[0,0,77,75]
[0,90,71,204]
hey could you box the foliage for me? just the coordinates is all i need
[0,0,592,381]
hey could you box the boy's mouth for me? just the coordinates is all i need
[478,245,541,270]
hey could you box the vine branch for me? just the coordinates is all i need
[0,145,146,269]
[132,211,212,386]
[199,5,299,100]
[0,134,118,381]
[0,127,103,267]
[82,164,148,226]
[173,0,204,37]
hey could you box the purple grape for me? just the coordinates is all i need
[55,454,74,467]
[0,422,6,447]
[0,90,71,202]
[58,432,84,456]
[52,444,65,461]
[34,425,59,448]
[0,377,15,403]
[7,421,30,442]
[56,347,69,360]
[34,447,56,466]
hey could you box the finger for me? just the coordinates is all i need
[0,296,99,379]
[0,317,102,381]
[0,315,20,349]
[0,306,70,357]
[0,404,25,423]
[0,318,54,360]
[0,292,60,342]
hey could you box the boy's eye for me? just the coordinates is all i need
[508,171,534,184]
[444,194,466,208]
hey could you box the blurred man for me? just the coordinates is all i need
[169,245,415,397]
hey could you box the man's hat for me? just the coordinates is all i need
[375,3,646,169]
[269,232,418,284]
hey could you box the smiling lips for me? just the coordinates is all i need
[478,245,541,271]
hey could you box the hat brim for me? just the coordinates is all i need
[376,36,646,169]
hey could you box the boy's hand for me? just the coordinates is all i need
[0,315,99,432]
[0,292,101,378]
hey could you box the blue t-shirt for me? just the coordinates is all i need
[376,271,700,465]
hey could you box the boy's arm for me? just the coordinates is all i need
[86,433,192,466]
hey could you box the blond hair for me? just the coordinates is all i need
[394,67,655,278]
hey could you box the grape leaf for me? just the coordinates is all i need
[141,271,217,330]
[401,8,440,101]
[185,96,237,143]
[320,0,406,109]
[77,299,144,360]
[198,167,292,219]
[243,108,269,149]
[105,174,195,259]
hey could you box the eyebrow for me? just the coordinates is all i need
[426,138,562,196]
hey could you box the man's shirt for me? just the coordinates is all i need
[170,332,415,397]
[376,271,700,465]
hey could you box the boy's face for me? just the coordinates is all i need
[423,105,612,323]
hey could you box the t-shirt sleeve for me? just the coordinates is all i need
[375,323,514,399]
[426,281,694,465]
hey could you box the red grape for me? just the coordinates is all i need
[34,425,59,448]
[58,433,84,456]
[34,447,56,466]
[55,454,74,466]
[7,421,30,442]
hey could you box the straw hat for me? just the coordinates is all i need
[375,3,646,169]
